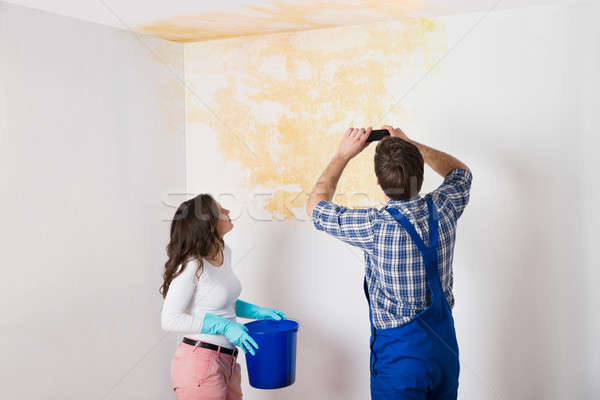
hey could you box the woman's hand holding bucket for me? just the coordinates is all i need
[235,299,286,321]
[223,322,260,356]
[201,313,260,355]
[252,307,286,320]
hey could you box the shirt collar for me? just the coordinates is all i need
[381,194,424,212]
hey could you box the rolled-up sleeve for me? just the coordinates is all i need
[312,200,376,252]
[431,168,473,219]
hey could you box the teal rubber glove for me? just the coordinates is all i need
[201,313,259,355]
[235,299,286,320]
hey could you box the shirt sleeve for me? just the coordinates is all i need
[160,260,206,333]
[311,200,376,252]
[430,168,473,219]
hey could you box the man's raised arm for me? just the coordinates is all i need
[382,125,470,177]
[305,127,372,217]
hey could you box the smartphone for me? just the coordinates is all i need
[366,129,390,142]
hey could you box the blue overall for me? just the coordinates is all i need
[364,197,460,399]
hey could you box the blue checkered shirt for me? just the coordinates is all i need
[312,168,473,329]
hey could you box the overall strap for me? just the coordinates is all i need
[386,197,438,250]
[386,198,441,289]
[426,197,439,249]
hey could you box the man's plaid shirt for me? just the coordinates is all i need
[312,168,473,329]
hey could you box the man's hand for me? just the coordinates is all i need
[381,125,409,141]
[381,125,471,177]
[337,127,372,160]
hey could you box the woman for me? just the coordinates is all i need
[160,194,286,399]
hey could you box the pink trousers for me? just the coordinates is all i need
[171,339,243,400]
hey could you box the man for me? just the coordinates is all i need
[306,125,472,400]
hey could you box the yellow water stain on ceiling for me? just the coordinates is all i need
[185,17,447,219]
[138,0,424,42]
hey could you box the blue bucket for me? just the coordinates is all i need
[244,319,299,389]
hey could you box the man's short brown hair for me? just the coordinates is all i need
[374,137,424,200]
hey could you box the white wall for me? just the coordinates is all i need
[0,2,185,399]
[185,2,599,400]
[2,1,598,399]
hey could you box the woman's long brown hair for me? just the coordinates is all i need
[160,194,224,298]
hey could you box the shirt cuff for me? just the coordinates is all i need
[448,167,472,181]
[311,200,331,231]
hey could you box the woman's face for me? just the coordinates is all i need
[215,201,233,237]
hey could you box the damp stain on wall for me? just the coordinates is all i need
[138,0,424,42]
[185,17,447,219]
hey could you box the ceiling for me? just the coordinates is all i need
[4,0,581,42]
